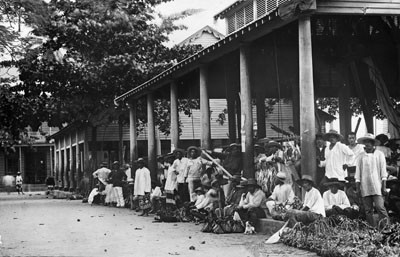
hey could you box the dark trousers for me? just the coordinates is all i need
[177,183,189,206]
[237,207,266,226]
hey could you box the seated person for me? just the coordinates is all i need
[387,177,400,216]
[323,178,358,218]
[345,173,364,218]
[286,175,325,226]
[235,178,267,227]
[45,176,55,195]
[216,175,246,217]
[190,181,220,222]
[266,172,295,218]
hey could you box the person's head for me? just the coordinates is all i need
[328,184,339,194]
[187,146,199,159]
[347,132,357,146]
[111,161,119,170]
[230,175,242,187]
[316,134,325,148]
[375,134,389,147]
[357,133,380,152]
[137,158,145,168]
[254,144,265,155]
[296,175,314,191]
[246,178,259,194]
[194,187,205,196]
[228,143,241,155]
[275,172,286,186]
[122,163,130,170]
[157,156,164,163]
[100,162,108,168]
[173,149,185,159]
[324,129,342,145]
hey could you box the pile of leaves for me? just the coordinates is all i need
[280,215,400,257]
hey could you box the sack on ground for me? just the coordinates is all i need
[231,220,245,233]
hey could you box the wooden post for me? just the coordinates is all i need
[170,81,179,151]
[240,45,254,179]
[64,137,68,190]
[224,56,237,143]
[128,100,138,163]
[256,93,266,139]
[70,136,74,191]
[147,93,157,181]
[339,83,352,137]
[200,65,212,150]
[75,131,80,183]
[299,17,317,181]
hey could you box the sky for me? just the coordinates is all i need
[155,0,238,46]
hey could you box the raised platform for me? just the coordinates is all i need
[256,218,286,235]
[0,184,47,192]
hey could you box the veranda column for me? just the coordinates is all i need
[128,100,138,163]
[75,131,80,185]
[170,81,179,151]
[256,93,266,139]
[147,93,157,181]
[70,136,74,191]
[200,65,212,150]
[240,45,254,179]
[63,137,68,190]
[299,17,317,181]
[339,83,352,136]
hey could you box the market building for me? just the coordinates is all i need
[115,0,400,180]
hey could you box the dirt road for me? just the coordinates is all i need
[0,193,317,257]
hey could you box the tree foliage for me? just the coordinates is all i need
[1,0,202,141]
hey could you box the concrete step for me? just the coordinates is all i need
[256,218,286,235]
[0,184,47,192]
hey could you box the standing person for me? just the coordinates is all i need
[122,163,133,182]
[156,156,165,188]
[235,178,267,227]
[171,149,189,205]
[285,175,325,225]
[212,143,243,196]
[109,164,127,208]
[164,155,178,210]
[346,132,364,178]
[92,162,111,192]
[15,172,24,195]
[134,158,152,216]
[315,133,326,190]
[320,129,354,182]
[186,146,213,202]
[355,133,389,228]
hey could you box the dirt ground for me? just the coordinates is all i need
[0,193,317,257]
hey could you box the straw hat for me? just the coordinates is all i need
[275,172,287,181]
[246,178,260,187]
[357,133,380,145]
[194,187,205,194]
[173,148,185,155]
[324,178,344,187]
[296,174,314,186]
[265,140,282,149]
[323,129,343,141]
[187,146,200,156]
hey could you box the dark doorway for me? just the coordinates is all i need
[25,147,47,184]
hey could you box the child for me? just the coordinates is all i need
[16,172,24,195]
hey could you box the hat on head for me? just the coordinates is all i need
[357,133,380,145]
[375,134,389,146]
[101,162,108,167]
[265,140,282,149]
[173,148,185,155]
[387,176,400,188]
[324,178,344,187]
[296,174,314,186]
[194,187,205,194]
[254,144,265,151]
[275,172,287,181]
[136,158,145,163]
[323,129,343,141]
[228,143,241,149]
[187,146,200,155]
[122,163,130,169]
[17,171,21,174]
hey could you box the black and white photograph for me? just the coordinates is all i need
[1,0,400,256]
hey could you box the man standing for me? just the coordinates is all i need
[171,149,189,205]
[286,175,325,225]
[134,158,152,216]
[186,146,213,202]
[346,132,364,176]
[320,129,354,182]
[15,172,24,195]
[92,162,111,192]
[109,164,127,208]
[355,133,389,227]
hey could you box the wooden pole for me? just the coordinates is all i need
[299,17,317,181]
[256,93,266,139]
[224,56,238,143]
[200,65,212,150]
[240,44,254,179]
[128,100,138,163]
[147,93,157,181]
[170,81,179,151]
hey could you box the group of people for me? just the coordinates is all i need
[87,129,400,231]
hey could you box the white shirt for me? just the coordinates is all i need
[323,190,351,210]
[92,167,111,182]
[239,188,267,209]
[269,184,295,204]
[125,168,133,182]
[172,157,189,183]
[304,187,325,217]
[134,167,151,196]
[355,150,387,197]
[194,194,205,208]
[321,142,354,180]
[347,144,365,167]
[16,175,23,185]
[164,165,178,191]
